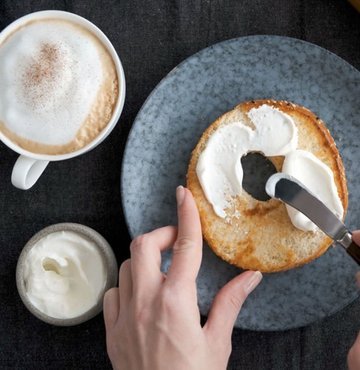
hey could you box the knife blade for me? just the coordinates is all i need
[265,173,360,265]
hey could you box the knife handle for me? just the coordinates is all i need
[346,239,360,265]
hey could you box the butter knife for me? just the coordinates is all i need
[265,173,360,265]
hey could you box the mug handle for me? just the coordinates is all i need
[11,155,49,190]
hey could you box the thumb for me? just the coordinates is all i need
[204,271,262,343]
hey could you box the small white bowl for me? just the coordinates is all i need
[16,223,118,326]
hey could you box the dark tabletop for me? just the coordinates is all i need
[0,1,359,369]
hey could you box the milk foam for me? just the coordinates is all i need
[0,19,118,154]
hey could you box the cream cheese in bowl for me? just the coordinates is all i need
[16,223,118,325]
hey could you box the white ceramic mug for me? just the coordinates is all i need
[0,10,126,190]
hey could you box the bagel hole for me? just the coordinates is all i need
[241,153,277,201]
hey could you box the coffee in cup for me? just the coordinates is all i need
[0,11,125,190]
[0,18,119,155]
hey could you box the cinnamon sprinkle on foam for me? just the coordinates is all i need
[22,42,64,108]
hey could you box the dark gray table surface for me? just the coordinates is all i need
[0,1,359,369]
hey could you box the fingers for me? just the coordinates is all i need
[356,271,360,288]
[352,231,360,287]
[119,259,132,306]
[167,186,202,285]
[103,287,120,331]
[103,259,134,329]
[204,271,262,343]
[352,230,360,245]
[348,332,360,370]
[130,226,177,295]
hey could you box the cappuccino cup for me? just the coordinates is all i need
[0,10,125,189]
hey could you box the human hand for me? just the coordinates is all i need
[103,186,262,370]
[348,231,360,370]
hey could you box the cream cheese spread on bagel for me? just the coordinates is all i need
[196,104,343,231]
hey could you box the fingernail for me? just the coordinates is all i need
[176,185,185,206]
[245,271,262,295]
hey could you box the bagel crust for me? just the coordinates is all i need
[187,99,348,273]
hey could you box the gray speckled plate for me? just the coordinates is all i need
[121,36,360,330]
